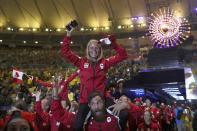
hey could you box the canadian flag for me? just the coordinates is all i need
[13,67,23,84]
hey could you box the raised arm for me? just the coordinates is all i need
[34,79,53,87]
[65,70,79,83]
[51,75,76,125]
[103,34,128,68]
[34,90,51,123]
[51,100,76,126]
[61,28,81,67]
[60,70,79,100]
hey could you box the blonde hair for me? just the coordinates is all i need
[86,39,103,62]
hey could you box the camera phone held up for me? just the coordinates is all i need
[66,20,78,31]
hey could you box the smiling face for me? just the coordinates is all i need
[88,42,101,59]
[144,110,151,125]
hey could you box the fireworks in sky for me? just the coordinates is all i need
[149,7,191,48]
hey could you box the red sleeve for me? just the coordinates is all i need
[51,100,76,126]
[61,36,81,68]
[60,71,78,100]
[35,101,51,123]
[151,122,160,131]
[137,122,144,130]
[0,118,4,129]
[65,71,78,83]
[35,79,53,87]
[105,41,127,68]
[128,103,144,124]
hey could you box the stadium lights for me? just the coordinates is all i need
[138,16,144,20]
[3,21,150,34]
[7,27,12,31]
[105,27,110,30]
[129,89,144,95]
[93,27,97,31]
[130,25,134,28]
[56,28,61,32]
[117,25,122,29]
[32,28,37,32]
[80,28,84,31]
[19,28,24,31]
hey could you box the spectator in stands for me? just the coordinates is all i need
[10,99,28,112]
[62,26,128,131]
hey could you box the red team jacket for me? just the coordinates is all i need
[51,99,120,131]
[137,122,160,131]
[126,103,144,131]
[35,101,66,131]
[35,71,78,100]
[35,112,51,131]
[61,36,127,104]
[51,100,76,131]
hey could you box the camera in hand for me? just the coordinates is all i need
[66,20,78,31]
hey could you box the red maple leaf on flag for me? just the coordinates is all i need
[16,72,19,77]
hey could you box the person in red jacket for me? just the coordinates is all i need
[137,109,160,131]
[62,27,128,131]
[34,70,79,101]
[4,110,38,131]
[0,117,4,131]
[150,103,161,128]
[134,98,142,108]
[162,105,174,131]
[51,77,120,131]
[109,95,144,131]
[34,90,67,131]
[34,98,51,131]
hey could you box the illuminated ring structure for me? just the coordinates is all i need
[149,8,191,48]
